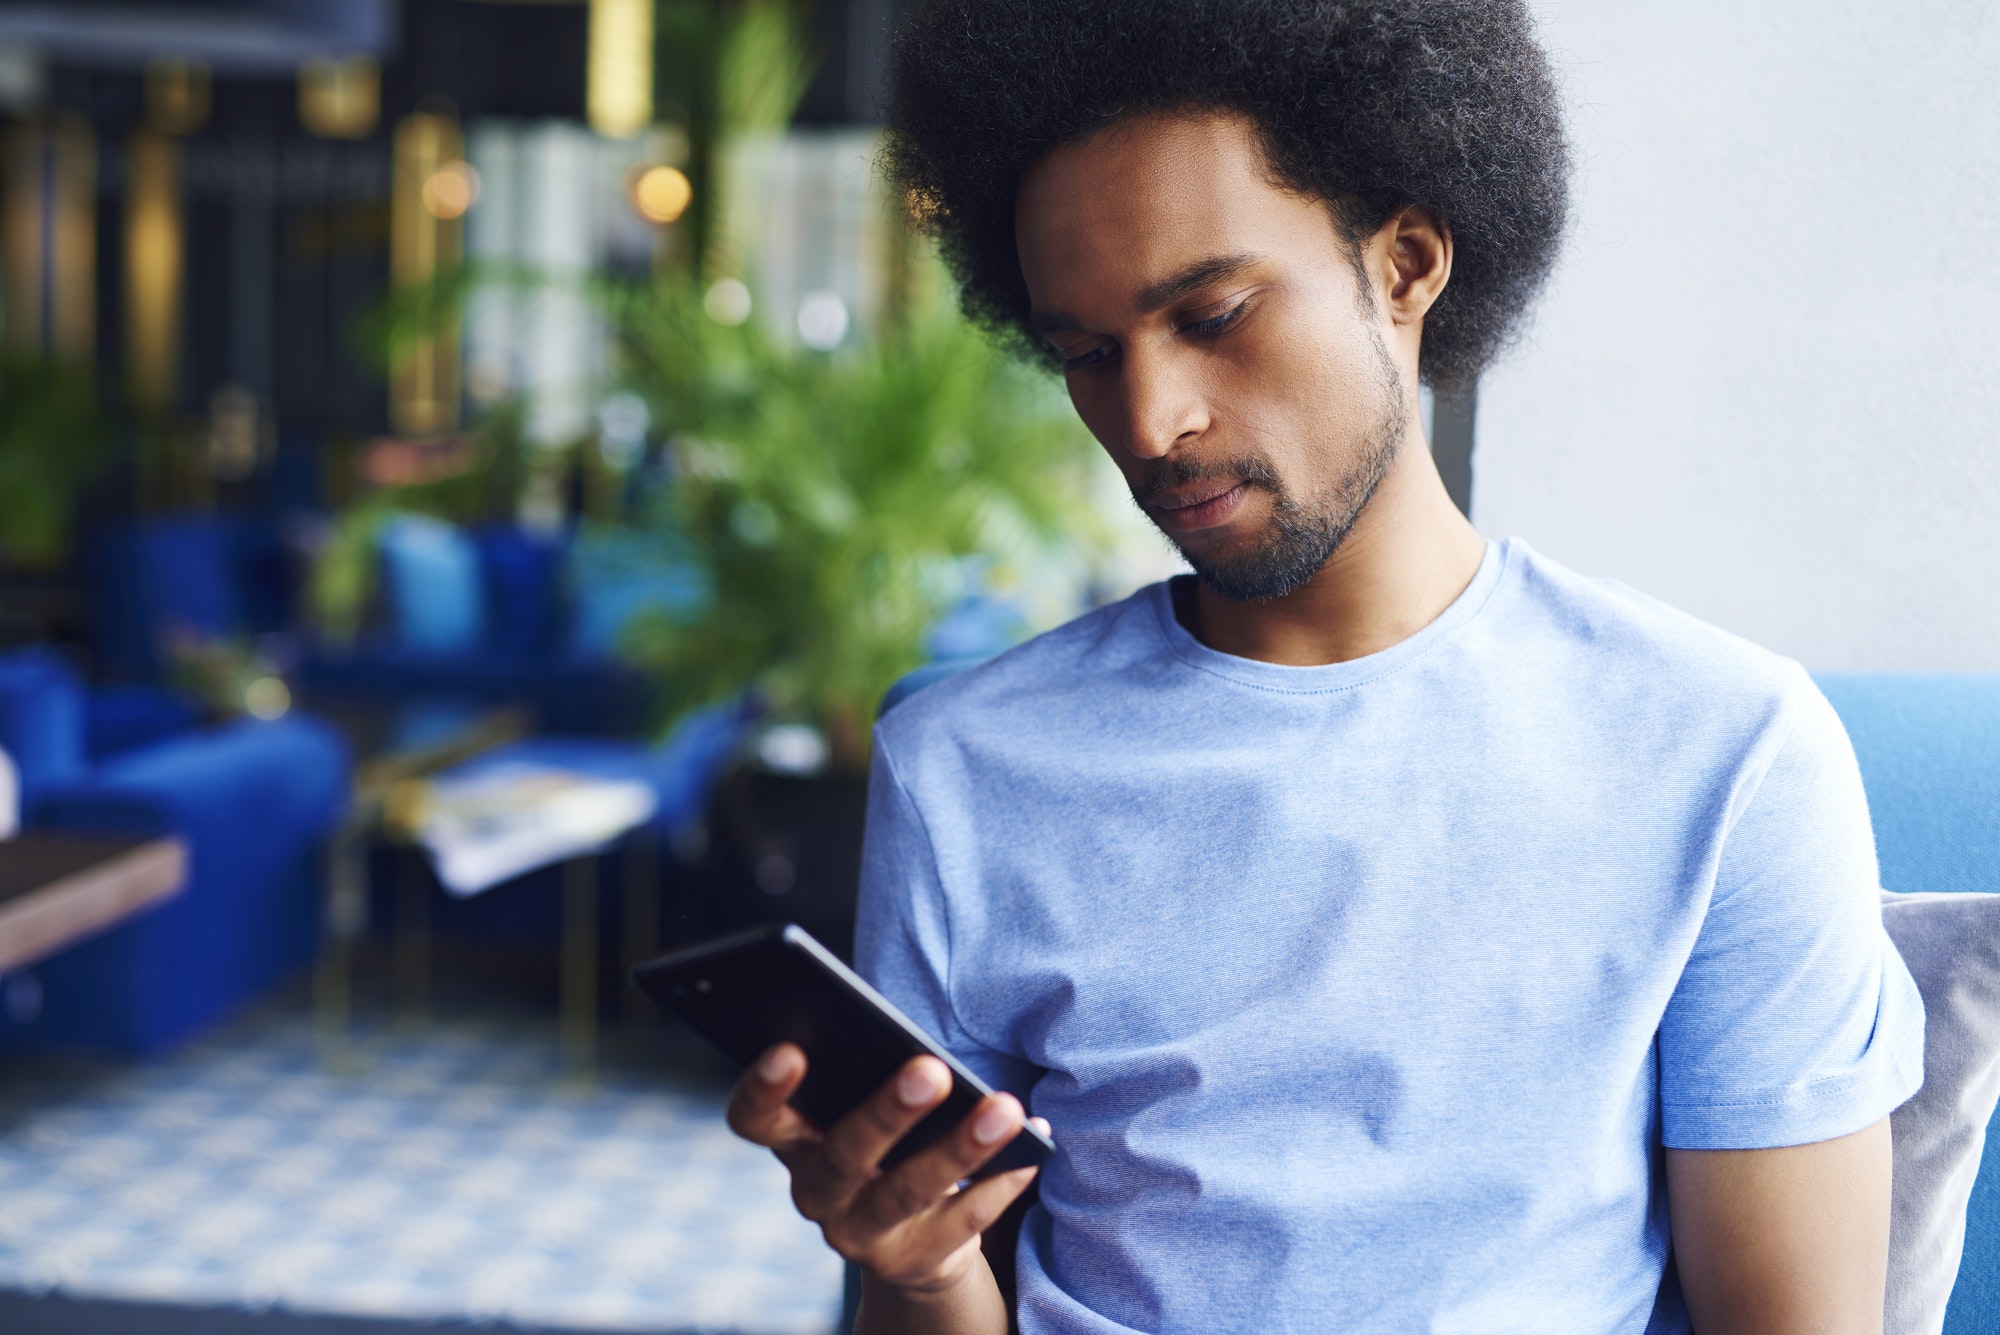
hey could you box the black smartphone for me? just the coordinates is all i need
[632,922,1053,1179]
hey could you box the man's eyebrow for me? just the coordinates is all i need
[1026,254,1262,336]
[1134,254,1260,313]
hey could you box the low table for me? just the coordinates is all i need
[310,702,532,1057]
[0,834,188,976]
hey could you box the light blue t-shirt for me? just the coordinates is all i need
[855,539,1924,1334]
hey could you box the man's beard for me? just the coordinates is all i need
[1133,333,1409,603]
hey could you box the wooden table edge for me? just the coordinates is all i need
[0,837,189,976]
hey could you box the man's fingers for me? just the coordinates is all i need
[726,1044,817,1150]
[854,1092,1029,1235]
[935,1164,1042,1246]
[835,1165,1039,1291]
[793,1055,953,1216]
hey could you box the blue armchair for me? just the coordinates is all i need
[1819,674,2000,1331]
[0,648,350,1055]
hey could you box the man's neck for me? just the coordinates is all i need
[1178,441,1489,666]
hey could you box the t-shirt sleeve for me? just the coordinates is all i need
[852,732,1037,1101]
[1658,671,1925,1149]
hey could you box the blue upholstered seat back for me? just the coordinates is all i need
[0,648,88,814]
[1817,674,2000,1332]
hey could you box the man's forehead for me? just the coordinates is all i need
[1017,113,1269,237]
[1015,114,1339,323]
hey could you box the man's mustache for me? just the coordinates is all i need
[1131,454,1283,507]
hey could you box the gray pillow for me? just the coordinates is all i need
[1882,890,2000,1335]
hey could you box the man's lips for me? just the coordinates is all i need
[1145,480,1250,533]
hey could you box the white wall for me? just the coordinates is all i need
[1474,1,2000,671]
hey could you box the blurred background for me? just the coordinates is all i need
[0,1,1170,1332]
[0,0,1991,1332]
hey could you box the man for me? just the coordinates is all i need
[727,2,1925,1331]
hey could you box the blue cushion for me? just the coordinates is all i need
[926,595,1030,662]
[478,525,567,657]
[1817,674,2000,1333]
[379,515,487,657]
[1817,675,2000,898]
[0,647,88,813]
[564,525,708,662]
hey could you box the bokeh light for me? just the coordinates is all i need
[796,290,850,350]
[631,164,692,224]
[421,161,480,219]
[703,278,753,326]
[244,677,291,720]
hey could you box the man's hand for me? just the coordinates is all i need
[1668,1117,1893,1335]
[727,1042,1044,1333]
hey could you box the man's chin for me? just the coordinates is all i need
[1175,542,1318,603]
[1162,517,1344,603]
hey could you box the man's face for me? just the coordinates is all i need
[1015,112,1409,601]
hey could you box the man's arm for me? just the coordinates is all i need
[1667,1118,1892,1335]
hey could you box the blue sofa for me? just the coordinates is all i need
[92,513,653,736]
[298,519,657,735]
[0,648,350,1055]
[1820,674,2000,1331]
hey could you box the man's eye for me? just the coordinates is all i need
[1063,342,1117,371]
[1181,302,1248,339]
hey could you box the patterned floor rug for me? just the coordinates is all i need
[0,998,843,1335]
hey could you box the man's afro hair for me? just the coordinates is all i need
[884,0,1571,391]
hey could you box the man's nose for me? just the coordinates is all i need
[1120,346,1209,460]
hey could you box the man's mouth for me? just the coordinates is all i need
[1145,480,1250,534]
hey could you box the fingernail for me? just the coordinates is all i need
[1029,1117,1052,1136]
[973,1102,1016,1145]
[898,1062,946,1107]
[757,1048,792,1082]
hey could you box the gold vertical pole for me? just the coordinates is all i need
[3,116,96,361]
[125,129,183,412]
[587,0,654,139]
[562,856,599,1078]
[389,112,463,436]
[1,128,37,357]
[50,118,94,362]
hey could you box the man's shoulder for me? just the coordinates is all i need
[1498,539,1819,727]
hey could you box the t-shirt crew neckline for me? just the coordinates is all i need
[1148,537,1511,694]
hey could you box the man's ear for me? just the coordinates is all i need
[1371,206,1453,326]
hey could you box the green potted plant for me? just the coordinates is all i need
[609,278,1106,763]
[605,277,1109,950]
[0,357,110,573]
